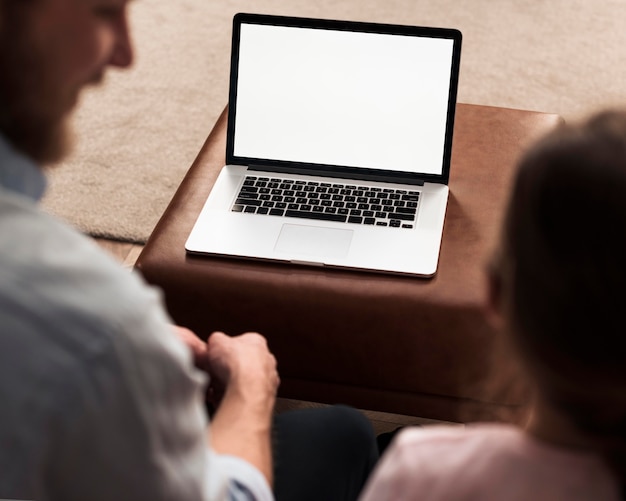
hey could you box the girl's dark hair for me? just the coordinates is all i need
[494,110,626,496]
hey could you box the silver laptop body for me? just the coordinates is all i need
[186,13,462,277]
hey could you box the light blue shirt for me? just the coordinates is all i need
[0,135,46,201]
[0,134,272,501]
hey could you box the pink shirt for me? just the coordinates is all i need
[360,423,619,501]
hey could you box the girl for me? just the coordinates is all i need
[360,110,626,500]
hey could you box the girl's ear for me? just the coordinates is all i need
[485,264,504,330]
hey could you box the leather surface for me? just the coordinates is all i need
[136,104,562,422]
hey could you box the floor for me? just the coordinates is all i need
[94,237,452,435]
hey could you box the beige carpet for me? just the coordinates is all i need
[41,0,626,243]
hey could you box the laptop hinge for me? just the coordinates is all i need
[247,164,425,186]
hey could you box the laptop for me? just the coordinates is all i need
[185,13,462,277]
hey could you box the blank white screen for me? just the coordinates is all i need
[233,24,454,175]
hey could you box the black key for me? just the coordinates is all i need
[262,201,274,208]
[383,206,395,213]
[243,178,256,186]
[244,206,257,214]
[389,220,402,228]
[236,198,262,206]
[338,208,349,215]
[285,210,347,222]
[402,224,414,229]
[376,221,388,226]
[375,212,386,219]
[345,196,356,202]
[257,207,269,215]
[382,199,393,206]
[363,210,374,217]
[333,201,345,208]
[396,207,417,214]
[232,205,244,212]
[350,209,362,216]
[402,194,420,201]
[320,194,332,200]
[346,202,357,209]
[364,218,376,225]
[238,191,258,199]
[324,207,337,214]
[371,205,383,212]
[348,216,363,224]
[276,202,287,209]
[358,203,369,210]
[240,185,258,193]
[389,212,415,221]
[407,201,418,208]
[312,206,324,213]
[269,208,284,216]
[389,193,401,200]
[296,198,308,204]
[299,205,312,212]
[271,195,284,202]
[288,204,299,210]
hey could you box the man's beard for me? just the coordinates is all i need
[0,5,75,166]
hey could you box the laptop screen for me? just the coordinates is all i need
[227,14,462,184]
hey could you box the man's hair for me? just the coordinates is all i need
[494,110,626,495]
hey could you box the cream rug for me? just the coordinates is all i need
[41,0,626,243]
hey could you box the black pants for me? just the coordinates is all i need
[272,405,379,501]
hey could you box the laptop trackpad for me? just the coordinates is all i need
[275,224,353,259]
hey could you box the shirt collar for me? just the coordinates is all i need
[0,134,47,201]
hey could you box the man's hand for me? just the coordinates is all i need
[171,325,211,372]
[206,331,279,402]
[206,331,279,486]
[171,326,278,484]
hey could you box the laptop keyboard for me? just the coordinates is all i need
[231,176,419,229]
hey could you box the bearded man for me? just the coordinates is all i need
[0,1,377,500]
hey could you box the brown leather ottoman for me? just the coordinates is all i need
[135,104,562,423]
